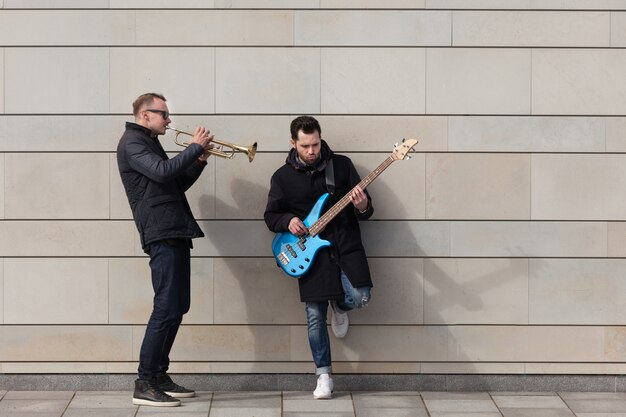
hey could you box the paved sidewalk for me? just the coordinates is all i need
[2,390,626,416]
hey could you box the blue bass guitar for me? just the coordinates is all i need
[272,139,418,278]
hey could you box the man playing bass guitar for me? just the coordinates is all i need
[264,116,374,400]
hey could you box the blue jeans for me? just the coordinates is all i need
[138,240,191,380]
[305,271,371,375]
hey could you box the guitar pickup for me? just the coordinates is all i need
[297,238,307,251]
[286,244,297,258]
[277,252,289,265]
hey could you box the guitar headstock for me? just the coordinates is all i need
[391,138,418,161]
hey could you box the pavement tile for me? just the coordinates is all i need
[560,392,626,400]
[63,409,137,417]
[499,409,575,417]
[67,392,136,409]
[429,413,501,417]
[561,399,626,413]
[0,413,63,417]
[210,409,282,417]
[422,397,499,413]
[493,395,568,408]
[283,413,354,417]
[283,391,354,413]
[353,392,428,417]
[3,391,74,400]
[0,399,70,413]
[210,391,281,408]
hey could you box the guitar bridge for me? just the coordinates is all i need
[277,252,289,266]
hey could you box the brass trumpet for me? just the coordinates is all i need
[167,126,257,162]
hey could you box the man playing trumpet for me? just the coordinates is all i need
[117,93,214,407]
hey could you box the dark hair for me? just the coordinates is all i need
[290,115,321,140]
[132,93,166,117]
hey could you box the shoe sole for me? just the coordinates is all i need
[132,398,180,407]
[165,391,196,398]
[314,393,333,399]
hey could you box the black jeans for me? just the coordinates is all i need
[138,239,191,380]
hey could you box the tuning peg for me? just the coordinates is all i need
[406,156,412,160]
[402,138,406,143]
[394,142,399,148]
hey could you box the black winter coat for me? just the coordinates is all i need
[117,122,206,250]
[264,141,374,302]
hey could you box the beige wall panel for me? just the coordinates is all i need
[160,115,290,153]
[611,12,626,47]
[454,11,609,47]
[425,0,626,9]
[216,48,320,114]
[532,154,626,220]
[449,116,605,153]
[448,326,605,362]
[0,326,132,361]
[1,363,109,374]
[0,259,3,323]
[214,153,280,219]
[0,49,3,113]
[193,221,274,257]
[5,0,108,6]
[526,363,626,375]
[135,10,292,46]
[451,221,607,257]
[362,221,450,257]
[426,49,531,115]
[3,259,108,324]
[109,258,214,324]
[217,0,317,7]
[422,362,525,374]
[0,155,4,219]
[604,327,626,361]
[354,152,424,219]
[354,258,423,325]
[296,11,450,46]
[606,117,626,152]
[0,116,124,152]
[0,11,134,45]
[321,48,425,114]
[111,0,214,7]
[110,48,215,114]
[5,154,109,219]
[318,116,447,153]
[530,259,626,325]
[133,325,291,361]
[426,154,530,220]
[0,221,136,256]
[532,49,626,115]
[322,0,424,7]
[424,258,528,325]
[290,325,448,362]
[5,48,109,114]
[213,258,303,324]
[608,222,626,257]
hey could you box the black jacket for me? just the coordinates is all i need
[117,122,206,250]
[264,141,374,302]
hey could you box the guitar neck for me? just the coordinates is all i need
[308,156,394,236]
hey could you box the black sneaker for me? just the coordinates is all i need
[132,378,181,407]
[156,372,196,398]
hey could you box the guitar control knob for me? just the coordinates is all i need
[299,265,304,269]
[290,269,296,273]
[305,258,310,262]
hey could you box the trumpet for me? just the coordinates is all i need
[166,126,257,162]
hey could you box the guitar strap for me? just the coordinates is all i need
[325,158,335,195]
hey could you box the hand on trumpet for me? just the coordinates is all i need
[189,126,215,161]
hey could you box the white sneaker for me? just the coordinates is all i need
[313,373,333,399]
[330,300,349,338]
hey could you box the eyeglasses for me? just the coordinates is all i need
[145,109,170,119]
